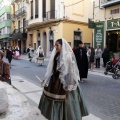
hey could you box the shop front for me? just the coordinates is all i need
[106,18,120,53]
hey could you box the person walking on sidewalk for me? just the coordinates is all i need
[38,38,88,120]
[90,47,95,71]
[102,45,110,67]
[95,45,102,68]
[87,46,91,69]
[35,46,44,65]
[6,46,14,68]
[74,40,88,82]
[27,45,34,62]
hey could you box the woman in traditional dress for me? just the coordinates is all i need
[38,38,88,120]
[36,46,44,65]
[13,46,20,59]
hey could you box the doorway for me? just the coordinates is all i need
[106,31,120,52]
[43,32,47,56]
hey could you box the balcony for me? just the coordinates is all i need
[12,27,27,40]
[15,7,26,18]
[43,10,57,21]
[100,0,120,8]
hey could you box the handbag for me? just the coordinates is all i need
[2,62,11,85]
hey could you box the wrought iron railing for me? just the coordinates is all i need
[15,6,26,17]
[13,27,26,33]
[43,10,57,21]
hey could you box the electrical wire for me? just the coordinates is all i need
[65,0,84,7]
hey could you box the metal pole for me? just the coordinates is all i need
[93,1,95,19]
[64,5,65,17]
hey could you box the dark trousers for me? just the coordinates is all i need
[96,58,100,68]
[103,58,109,67]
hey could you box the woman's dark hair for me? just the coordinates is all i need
[56,39,62,46]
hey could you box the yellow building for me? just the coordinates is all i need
[94,0,120,52]
[25,0,93,56]
[11,0,27,53]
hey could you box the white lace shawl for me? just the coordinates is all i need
[42,38,80,91]
[36,46,44,57]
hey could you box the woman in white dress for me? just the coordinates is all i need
[36,46,44,65]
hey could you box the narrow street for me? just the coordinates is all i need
[6,55,120,120]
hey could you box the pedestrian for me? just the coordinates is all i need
[102,45,110,67]
[13,46,20,59]
[74,40,88,82]
[95,45,102,68]
[6,46,14,68]
[36,46,44,65]
[27,44,31,55]
[38,38,89,120]
[28,46,34,62]
[90,47,95,71]
[0,50,11,85]
[87,46,91,69]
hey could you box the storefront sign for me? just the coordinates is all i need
[107,18,120,30]
[94,22,104,49]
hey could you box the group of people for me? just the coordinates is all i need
[86,45,110,71]
[0,38,112,120]
[27,44,44,65]
[2,46,21,68]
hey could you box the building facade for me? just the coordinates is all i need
[11,0,27,53]
[0,0,11,49]
[94,0,120,52]
[26,0,93,57]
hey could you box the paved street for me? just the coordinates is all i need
[5,55,120,120]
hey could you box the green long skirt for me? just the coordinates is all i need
[38,85,89,120]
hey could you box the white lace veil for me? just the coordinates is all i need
[42,38,80,91]
[36,46,44,55]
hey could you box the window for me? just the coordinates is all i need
[3,27,5,34]
[31,1,33,19]
[18,20,20,32]
[7,27,11,34]
[35,0,39,18]
[7,14,11,19]
[18,4,20,10]
[111,8,119,14]
[43,0,46,18]
[74,31,81,47]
